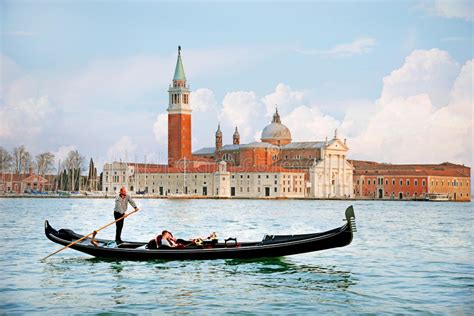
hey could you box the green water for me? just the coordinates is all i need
[0,198,472,314]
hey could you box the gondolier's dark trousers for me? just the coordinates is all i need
[114,211,125,242]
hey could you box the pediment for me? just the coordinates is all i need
[326,139,349,151]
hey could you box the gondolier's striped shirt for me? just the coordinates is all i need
[114,194,137,214]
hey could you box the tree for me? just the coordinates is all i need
[0,146,13,172]
[13,145,33,174]
[36,152,55,175]
[64,150,84,191]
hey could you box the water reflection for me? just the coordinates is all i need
[224,257,356,293]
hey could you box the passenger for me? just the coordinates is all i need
[145,230,208,250]
[161,230,178,247]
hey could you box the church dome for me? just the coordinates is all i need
[261,109,292,146]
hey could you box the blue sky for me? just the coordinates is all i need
[1,0,472,169]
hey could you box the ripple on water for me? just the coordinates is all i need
[0,198,473,314]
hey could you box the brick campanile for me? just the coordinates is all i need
[168,46,192,166]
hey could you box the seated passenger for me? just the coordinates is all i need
[161,230,178,247]
[145,230,208,250]
[146,230,181,249]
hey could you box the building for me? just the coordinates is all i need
[351,161,471,201]
[102,46,354,199]
[0,170,56,193]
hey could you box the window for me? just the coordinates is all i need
[385,179,388,185]
[231,175,235,179]
[258,175,261,179]
[368,180,371,185]
[392,179,395,185]
[285,155,288,159]
[414,180,418,186]
[274,187,277,193]
[274,175,277,179]
[266,175,269,179]
[357,180,360,185]
[406,180,410,186]
[274,180,277,185]
[247,175,250,179]
[423,180,427,186]
[258,187,260,193]
[247,187,250,192]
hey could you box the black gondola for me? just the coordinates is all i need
[44,206,356,260]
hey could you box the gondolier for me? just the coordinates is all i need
[114,187,139,244]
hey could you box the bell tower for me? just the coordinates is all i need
[167,46,192,166]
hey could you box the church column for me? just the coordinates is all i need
[336,154,340,197]
[323,151,327,197]
[328,153,332,198]
[342,154,346,197]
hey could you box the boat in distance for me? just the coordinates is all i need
[44,206,357,261]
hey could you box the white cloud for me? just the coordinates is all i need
[106,136,137,161]
[350,54,472,166]
[432,0,474,21]
[261,83,307,117]
[0,95,54,139]
[4,31,35,37]
[191,88,217,112]
[52,145,77,167]
[219,91,264,141]
[295,37,376,58]
[283,105,340,142]
[381,49,460,107]
[153,113,168,145]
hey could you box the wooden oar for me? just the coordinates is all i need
[41,208,140,261]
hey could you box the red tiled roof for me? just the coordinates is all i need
[228,166,303,173]
[133,164,302,174]
[350,160,470,177]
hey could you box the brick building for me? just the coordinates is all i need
[351,161,470,201]
[103,47,354,198]
[0,170,57,193]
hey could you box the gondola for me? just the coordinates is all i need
[44,206,357,260]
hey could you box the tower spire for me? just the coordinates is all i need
[173,45,186,81]
[233,126,240,145]
[168,46,192,165]
[272,107,281,124]
[215,123,223,151]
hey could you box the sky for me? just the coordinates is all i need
[1,0,472,172]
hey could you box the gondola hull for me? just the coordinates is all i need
[44,206,356,261]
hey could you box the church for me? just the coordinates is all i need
[103,47,354,198]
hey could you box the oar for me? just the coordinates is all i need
[41,208,140,261]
